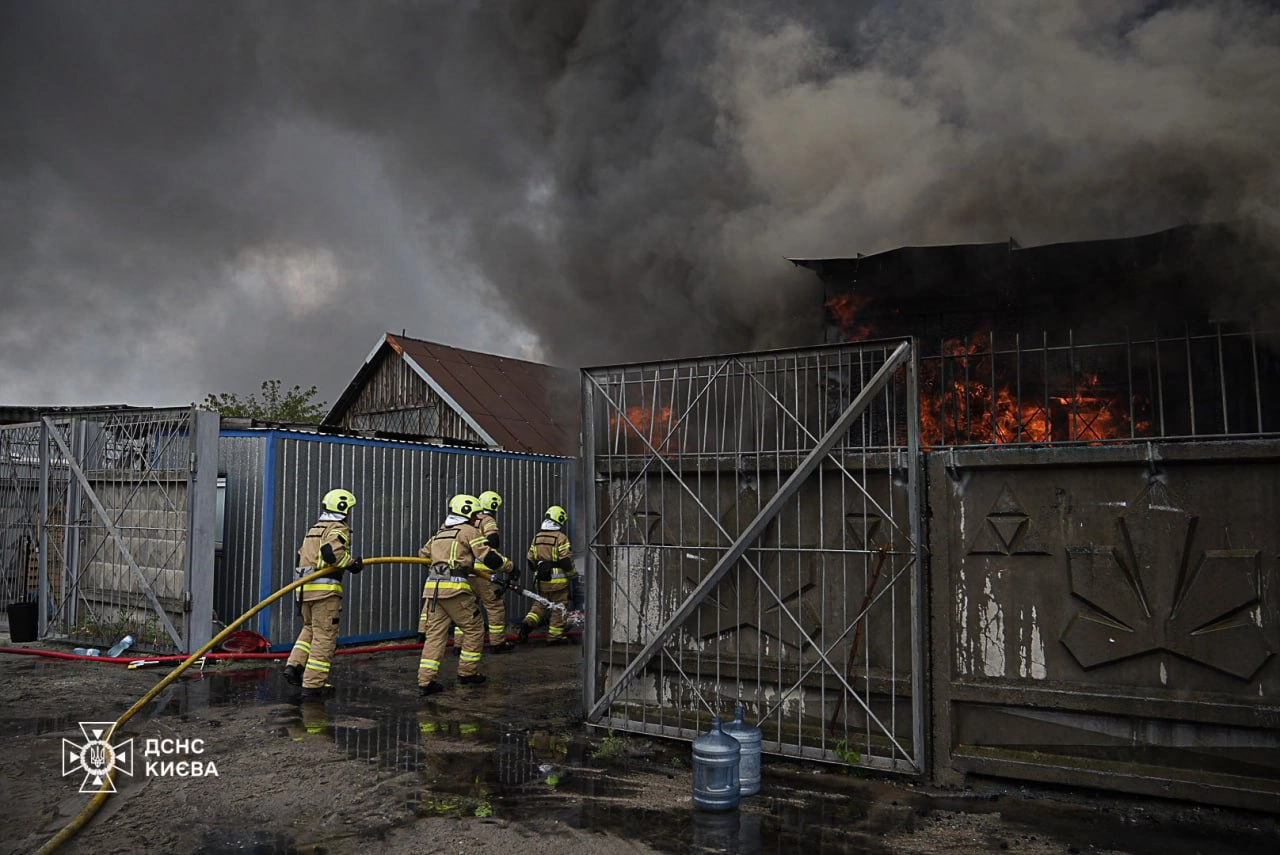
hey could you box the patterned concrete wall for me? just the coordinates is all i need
[928,440,1280,811]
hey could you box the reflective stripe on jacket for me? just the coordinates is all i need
[297,519,354,601]
[528,529,575,587]
[419,520,509,598]
[475,512,500,548]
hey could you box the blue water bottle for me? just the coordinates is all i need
[692,715,741,811]
[723,705,762,796]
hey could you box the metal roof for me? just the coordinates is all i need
[324,333,579,457]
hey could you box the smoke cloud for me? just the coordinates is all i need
[2,0,1277,406]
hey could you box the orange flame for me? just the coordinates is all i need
[610,405,676,453]
[918,339,1151,446]
[826,296,1151,446]
[825,292,874,341]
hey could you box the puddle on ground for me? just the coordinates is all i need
[195,828,300,855]
[19,666,1279,855]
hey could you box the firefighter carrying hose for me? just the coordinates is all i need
[453,489,516,654]
[416,493,513,696]
[518,505,576,645]
[282,488,363,698]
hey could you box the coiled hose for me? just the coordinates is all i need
[36,555,435,855]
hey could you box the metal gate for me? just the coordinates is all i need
[0,408,218,654]
[582,340,925,773]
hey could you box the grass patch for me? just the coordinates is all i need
[591,729,631,761]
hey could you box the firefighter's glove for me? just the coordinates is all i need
[415,631,426,643]
[535,561,553,583]
[348,556,364,574]
[320,544,338,567]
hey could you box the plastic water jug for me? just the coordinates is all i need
[692,716,741,811]
[723,705,762,796]
[107,634,135,658]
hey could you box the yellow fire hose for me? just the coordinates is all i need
[37,555,437,855]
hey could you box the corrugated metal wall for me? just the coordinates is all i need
[217,430,572,648]
[216,435,267,631]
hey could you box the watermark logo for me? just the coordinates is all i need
[62,722,134,793]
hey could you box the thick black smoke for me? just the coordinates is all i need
[2,0,1278,406]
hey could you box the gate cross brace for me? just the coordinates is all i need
[44,418,185,650]
[586,341,911,723]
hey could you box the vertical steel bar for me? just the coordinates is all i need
[66,420,85,632]
[989,331,998,443]
[939,337,948,447]
[963,335,972,443]
[1015,333,1023,443]
[1126,328,1135,439]
[1185,323,1197,437]
[1252,325,1264,433]
[581,370,598,717]
[1155,326,1166,437]
[37,420,49,638]
[1043,332,1050,443]
[1216,321,1229,435]
[1069,329,1078,442]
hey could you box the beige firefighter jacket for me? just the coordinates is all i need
[419,519,512,600]
[296,518,356,602]
[528,525,575,588]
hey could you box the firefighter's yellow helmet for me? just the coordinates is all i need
[545,505,568,526]
[477,490,502,513]
[449,494,480,518]
[322,489,357,514]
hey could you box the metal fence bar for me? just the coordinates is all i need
[43,417,185,649]
[586,342,911,723]
[916,326,1279,448]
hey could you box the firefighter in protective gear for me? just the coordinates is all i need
[519,505,575,645]
[416,493,513,695]
[453,489,516,654]
[283,488,363,697]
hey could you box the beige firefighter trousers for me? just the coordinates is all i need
[418,590,484,685]
[455,573,507,642]
[287,595,342,689]
[523,583,571,640]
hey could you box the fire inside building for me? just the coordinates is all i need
[581,220,1280,814]
[799,221,1280,446]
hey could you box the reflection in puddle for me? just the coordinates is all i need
[124,668,905,853]
[97,667,1279,855]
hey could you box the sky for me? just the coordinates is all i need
[3,0,1279,409]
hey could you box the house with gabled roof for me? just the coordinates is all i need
[322,332,579,457]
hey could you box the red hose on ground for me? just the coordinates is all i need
[0,643,422,664]
[0,631,579,665]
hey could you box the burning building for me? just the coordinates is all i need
[796,221,1280,448]
[581,220,1280,813]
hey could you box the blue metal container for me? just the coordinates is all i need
[723,705,762,796]
[692,715,741,811]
